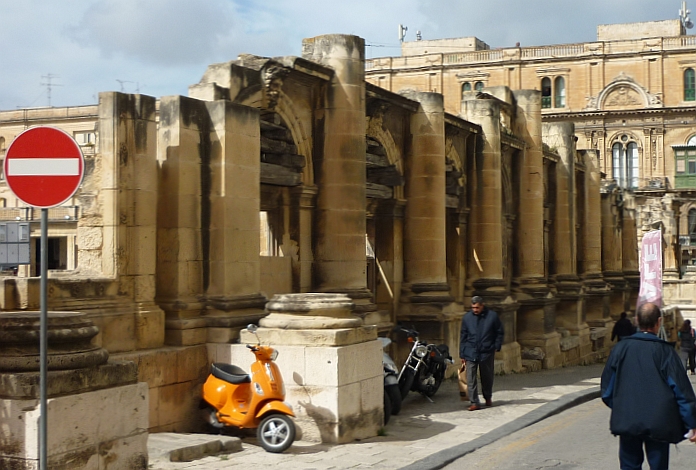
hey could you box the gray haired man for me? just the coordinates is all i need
[459,296,504,411]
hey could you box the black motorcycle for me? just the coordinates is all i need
[395,326,453,400]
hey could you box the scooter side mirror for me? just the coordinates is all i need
[247,324,258,334]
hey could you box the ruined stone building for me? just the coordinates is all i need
[0,32,637,466]
[366,16,696,317]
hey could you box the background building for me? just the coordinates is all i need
[365,16,696,318]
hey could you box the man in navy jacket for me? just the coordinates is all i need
[601,302,696,469]
[459,296,504,411]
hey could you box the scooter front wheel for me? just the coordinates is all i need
[258,413,295,453]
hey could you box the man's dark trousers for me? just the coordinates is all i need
[465,354,495,404]
[619,435,669,470]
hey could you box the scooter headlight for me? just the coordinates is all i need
[270,349,279,361]
[415,345,428,358]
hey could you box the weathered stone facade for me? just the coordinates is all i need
[0,31,636,448]
[365,17,696,324]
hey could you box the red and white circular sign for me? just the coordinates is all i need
[4,126,84,208]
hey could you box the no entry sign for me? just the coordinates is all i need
[4,126,84,208]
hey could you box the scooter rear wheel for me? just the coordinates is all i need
[258,413,295,453]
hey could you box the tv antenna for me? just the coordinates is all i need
[399,24,408,42]
[116,79,140,93]
[40,74,62,107]
[681,1,694,29]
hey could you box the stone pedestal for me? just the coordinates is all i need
[0,312,148,470]
[207,294,382,444]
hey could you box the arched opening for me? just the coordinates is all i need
[611,136,639,189]
[554,76,566,108]
[685,68,695,101]
[474,81,484,92]
[541,77,552,108]
[461,82,472,98]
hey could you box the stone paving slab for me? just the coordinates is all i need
[147,364,607,470]
[148,433,242,463]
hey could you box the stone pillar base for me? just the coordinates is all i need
[0,382,148,470]
[520,332,562,369]
[497,341,522,374]
[209,325,382,444]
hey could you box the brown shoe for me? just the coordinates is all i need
[485,399,492,407]
[468,404,481,411]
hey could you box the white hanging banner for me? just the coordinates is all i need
[637,229,663,309]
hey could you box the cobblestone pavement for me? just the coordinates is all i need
[148,363,607,470]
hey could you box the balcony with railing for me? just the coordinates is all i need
[366,35,696,72]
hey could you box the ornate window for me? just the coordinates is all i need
[554,77,566,108]
[612,135,639,189]
[474,81,484,91]
[461,82,471,99]
[689,209,696,245]
[674,137,696,188]
[685,68,696,101]
[541,77,552,108]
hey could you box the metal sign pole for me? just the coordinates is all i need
[39,208,48,470]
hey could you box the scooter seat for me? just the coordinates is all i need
[211,363,251,384]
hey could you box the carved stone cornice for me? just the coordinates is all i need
[262,62,291,110]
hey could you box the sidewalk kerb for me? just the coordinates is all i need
[399,385,601,470]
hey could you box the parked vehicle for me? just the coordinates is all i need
[379,336,402,424]
[395,326,453,401]
[200,324,296,453]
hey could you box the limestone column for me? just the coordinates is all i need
[460,93,521,373]
[543,122,589,365]
[302,35,374,314]
[460,97,505,287]
[580,150,611,354]
[203,100,267,343]
[157,95,208,346]
[621,194,640,310]
[513,90,560,369]
[396,91,458,348]
[513,91,546,289]
[290,186,318,293]
[97,92,164,352]
[601,186,628,320]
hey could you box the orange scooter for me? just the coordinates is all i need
[200,324,296,453]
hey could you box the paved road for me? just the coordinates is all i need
[444,397,696,469]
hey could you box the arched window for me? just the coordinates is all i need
[612,136,639,189]
[685,68,696,101]
[462,82,471,92]
[541,77,551,108]
[474,81,484,91]
[554,76,566,108]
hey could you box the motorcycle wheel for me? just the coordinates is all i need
[383,389,392,425]
[386,383,402,416]
[257,413,295,453]
[398,369,415,400]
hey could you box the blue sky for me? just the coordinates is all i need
[0,0,686,110]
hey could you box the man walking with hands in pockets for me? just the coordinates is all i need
[459,296,504,411]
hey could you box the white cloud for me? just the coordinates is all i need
[0,0,688,110]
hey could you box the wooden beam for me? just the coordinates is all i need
[260,162,302,186]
